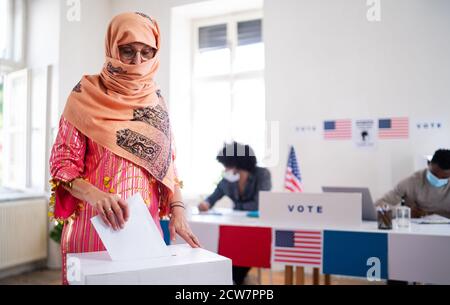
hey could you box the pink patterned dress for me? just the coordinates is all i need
[49,117,176,285]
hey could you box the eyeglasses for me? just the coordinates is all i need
[118,45,157,61]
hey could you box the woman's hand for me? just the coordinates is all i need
[86,187,129,231]
[63,178,129,231]
[169,207,201,248]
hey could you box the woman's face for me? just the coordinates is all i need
[118,42,157,65]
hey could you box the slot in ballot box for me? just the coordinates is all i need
[67,244,232,285]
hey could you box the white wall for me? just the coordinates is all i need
[26,0,60,68]
[26,0,61,133]
[27,0,111,114]
[265,0,450,199]
[58,0,112,113]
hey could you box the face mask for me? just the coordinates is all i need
[223,170,240,183]
[426,170,449,188]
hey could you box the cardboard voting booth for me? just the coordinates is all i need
[259,192,363,227]
[67,244,232,285]
[67,193,232,285]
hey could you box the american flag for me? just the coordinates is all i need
[284,146,303,193]
[378,117,409,139]
[323,119,352,140]
[273,230,323,267]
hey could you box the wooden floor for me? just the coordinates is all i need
[248,268,384,285]
[0,268,384,285]
[0,269,61,285]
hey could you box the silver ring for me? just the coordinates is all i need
[106,208,113,214]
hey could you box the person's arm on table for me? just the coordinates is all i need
[198,181,225,211]
[375,177,429,218]
[375,183,405,208]
[410,206,431,218]
[169,184,201,248]
[166,131,200,247]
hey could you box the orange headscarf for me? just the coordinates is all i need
[62,12,176,200]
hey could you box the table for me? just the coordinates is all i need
[168,208,450,285]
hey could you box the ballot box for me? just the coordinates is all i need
[67,244,232,285]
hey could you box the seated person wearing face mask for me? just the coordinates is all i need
[375,149,450,218]
[198,142,272,213]
[198,142,272,286]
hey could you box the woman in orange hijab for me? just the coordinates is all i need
[49,12,200,285]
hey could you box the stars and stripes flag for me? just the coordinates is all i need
[284,146,303,193]
[323,119,352,140]
[378,117,409,139]
[272,230,323,268]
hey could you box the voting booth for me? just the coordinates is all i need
[259,191,363,227]
[261,192,363,273]
[179,192,450,284]
[67,193,232,285]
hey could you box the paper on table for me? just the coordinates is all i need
[411,214,450,224]
[91,193,170,261]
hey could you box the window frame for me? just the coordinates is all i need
[191,10,265,145]
[191,10,264,83]
[1,65,52,193]
[0,0,26,73]
[0,0,52,192]
[185,10,266,195]
[1,68,30,190]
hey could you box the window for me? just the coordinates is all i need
[1,66,52,192]
[0,0,26,187]
[0,75,4,186]
[0,0,11,59]
[2,69,28,190]
[0,0,25,66]
[189,12,265,195]
[0,0,45,194]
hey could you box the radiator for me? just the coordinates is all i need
[0,198,48,270]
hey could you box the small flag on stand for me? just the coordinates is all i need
[284,146,303,193]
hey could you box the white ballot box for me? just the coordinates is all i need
[67,244,232,285]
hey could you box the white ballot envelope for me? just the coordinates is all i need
[91,192,171,261]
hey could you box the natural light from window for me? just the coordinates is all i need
[0,76,4,186]
[0,0,10,59]
[0,0,29,192]
[190,15,266,196]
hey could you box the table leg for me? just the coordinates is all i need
[324,274,331,285]
[257,268,262,285]
[285,265,294,285]
[313,267,320,285]
[295,266,305,285]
